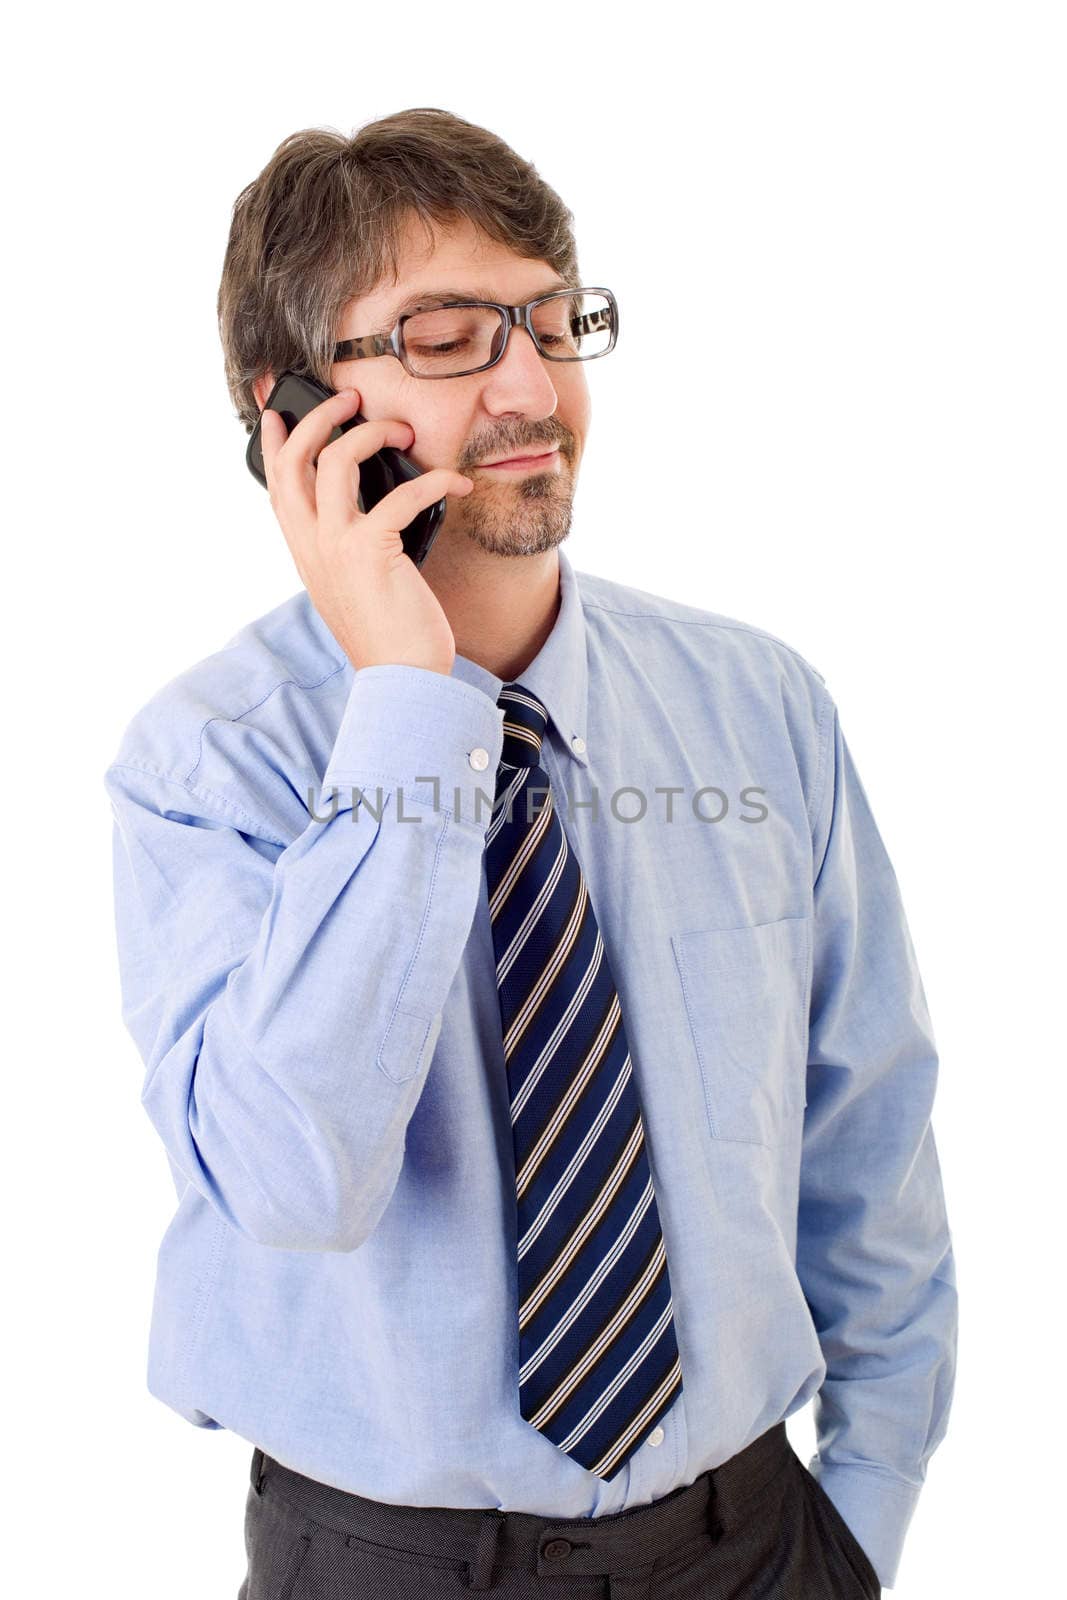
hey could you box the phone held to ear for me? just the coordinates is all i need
[245,370,447,571]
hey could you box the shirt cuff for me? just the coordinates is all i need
[321,664,504,830]
[811,1460,922,1591]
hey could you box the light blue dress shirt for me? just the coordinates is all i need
[103,546,956,1590]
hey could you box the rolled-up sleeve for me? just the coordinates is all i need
[797,694,958,1590]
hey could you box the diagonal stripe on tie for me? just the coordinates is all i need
[484,681,684,1481]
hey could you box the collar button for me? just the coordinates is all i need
[571,735,586,755]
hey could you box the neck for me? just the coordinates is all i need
[425,543,563,684]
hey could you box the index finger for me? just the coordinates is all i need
[271,387,363,474]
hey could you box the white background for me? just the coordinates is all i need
[4,3,1064,1595]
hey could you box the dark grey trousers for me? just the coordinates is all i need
[237,1420,881,1598]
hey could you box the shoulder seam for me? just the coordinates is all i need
[185,659,346,789]
[578,596,823,677]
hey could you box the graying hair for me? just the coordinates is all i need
[217,107,581,434]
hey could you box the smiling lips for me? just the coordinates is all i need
[477,448,560,471]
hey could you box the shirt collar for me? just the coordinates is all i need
[449,546,590,768]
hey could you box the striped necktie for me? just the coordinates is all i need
[484,681,683,1481]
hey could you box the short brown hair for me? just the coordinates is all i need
[217,107,581,434]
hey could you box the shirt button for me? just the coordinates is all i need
[571,735,586,754]
[647,1426,665,1447]
[468,747,490,771]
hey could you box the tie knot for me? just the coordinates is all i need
[497,682,548,768]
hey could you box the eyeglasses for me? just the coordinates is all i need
[331,286,618,379]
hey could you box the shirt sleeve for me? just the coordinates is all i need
[103,664,504,1253]
[797,692,959,1591]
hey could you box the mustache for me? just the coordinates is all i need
[466,431,570,466]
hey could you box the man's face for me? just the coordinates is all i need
[328,213,592,560]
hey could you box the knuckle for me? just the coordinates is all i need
[320,430,356,462]
[357,415,395,444]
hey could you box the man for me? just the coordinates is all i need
[104,108,957,1597]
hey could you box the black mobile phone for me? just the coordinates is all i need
[245,370,447,570]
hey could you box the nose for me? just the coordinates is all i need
[483,322,559,412]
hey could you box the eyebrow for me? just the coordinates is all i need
[387,280,573,321]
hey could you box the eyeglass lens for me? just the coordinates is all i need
[401,291,613,377]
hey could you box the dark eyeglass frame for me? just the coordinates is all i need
[331,285,618,379]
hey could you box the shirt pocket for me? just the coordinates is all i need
[671,916,811,1147]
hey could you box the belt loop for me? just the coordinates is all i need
[466,1510,505,1590]
[607,1561,655,1600]
[250,1446,266,1495]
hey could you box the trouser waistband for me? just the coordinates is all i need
[252,1418,793,1589]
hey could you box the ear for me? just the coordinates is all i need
[252,370,276,413]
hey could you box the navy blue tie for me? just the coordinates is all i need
[484,681,683,1480]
